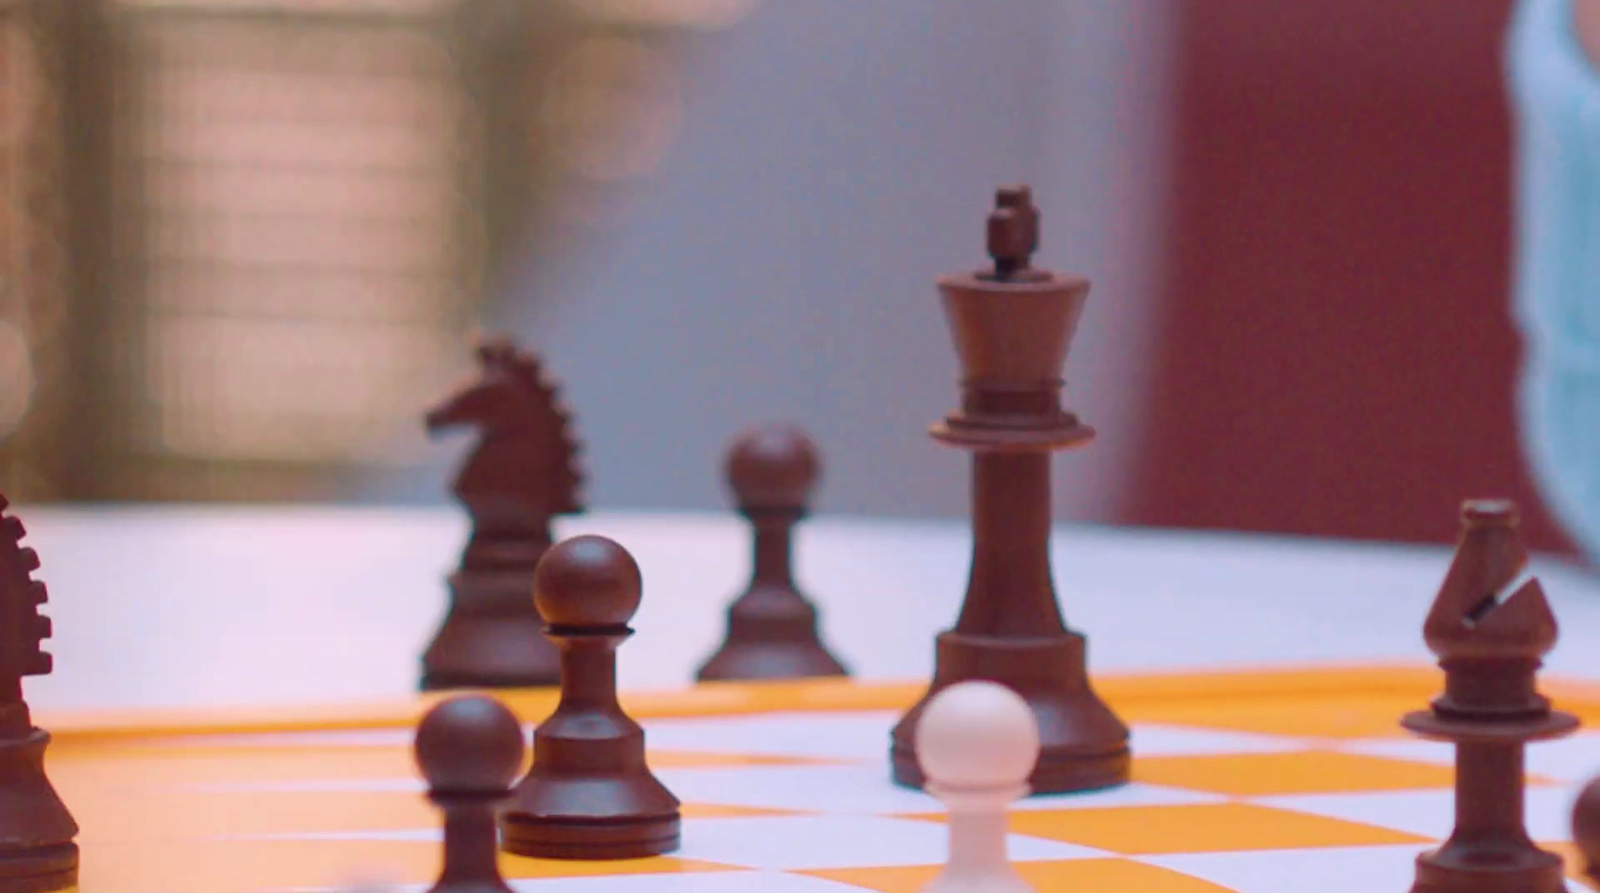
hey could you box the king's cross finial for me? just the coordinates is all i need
[987,186,1040,281]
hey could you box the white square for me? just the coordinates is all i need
[1140,844,1425,893]
[1255,787,1578,841]
[509,870,869,893]
[1130,724,1311,756]
[672,814,1106,870]
[655,763,1218,815]
[1340,731,1600,783]
[655,763,941,814]
[643,712,899,761]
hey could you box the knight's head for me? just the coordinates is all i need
[425,335,555,435]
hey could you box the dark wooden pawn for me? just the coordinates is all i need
[1573,775,1600,887]
[1402,500,1578,893]
[500,536,680,860]
[414,695,526,893]
[696,424,849,681]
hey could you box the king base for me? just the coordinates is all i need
[889,629,1129,794]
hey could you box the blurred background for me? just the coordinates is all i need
[0,0,1571,555]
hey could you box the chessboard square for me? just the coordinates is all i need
[1139,843,1425,893]
[649,750,834,768]
[1120,692,1421,739]
[71,788,436,844]
[509,869,866,893]
[50,742,417,789]
[1259,787,1577,842]
[1129,724,1312,757]
[1132,750,1455,796]
[1338,735,1584,784]
[503,853,740,880]
[642,712,900,762]
[1012,782,1226,812]
[656,763,940,814]
[1005,802,1430,855]
[803,857,1234,893]
[673,814,1106,870]
[82,837,440,893]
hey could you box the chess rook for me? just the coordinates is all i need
[414,695,526,893]
[916,681,1040,893]
[0,497,77,893]
[500,536,681,859]
[696,424,849,681]
[1401,500,1578,893]
[890,186,1130,794]
[420,336,584,691]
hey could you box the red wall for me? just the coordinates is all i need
[1127,0,1575,552]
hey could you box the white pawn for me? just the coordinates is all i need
[915,680,1040,893]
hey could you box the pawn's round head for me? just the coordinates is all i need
[1573,776,1600,875]
[533,534,643,628]
[726,424,820,510]
[414,695,526,794]
[915,680,1040,791]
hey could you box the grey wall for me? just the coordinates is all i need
[498,0,1173,521]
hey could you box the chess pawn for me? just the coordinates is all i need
[916,680,1040,893]
[501,536,681,859]
[414,695,527,893]
[697,424,849,681]
[1573,776,1600,887]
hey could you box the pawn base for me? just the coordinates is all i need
[890,629,1129,794]
[500,812,680,860]
[0,843,77,893]
[421,571,559,691]
[697,639,848,681]
[1411,843,1566,893]
[696,590,849,682]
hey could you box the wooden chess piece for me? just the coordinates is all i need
[0,497,77,893]
[500,535,680,859]
[421,335,584,690]
[696,424,849,681]
[1402,500,1578,893]
[414,695,526,893]
[1573,775,1600,888]
[890,186,1130,795]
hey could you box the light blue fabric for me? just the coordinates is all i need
[1508,0,1600,564]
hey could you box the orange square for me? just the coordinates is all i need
[1132,750,1456,795]
[83,837,734,893]
[803,858,1233,893]
[1001,802,1431,855]
[1119,692,1421,739]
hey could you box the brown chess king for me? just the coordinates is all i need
[889,186,1130,795]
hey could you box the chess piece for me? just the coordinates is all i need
[500,535,681,859]
[1573,775,1600,887]
[890,186,1130,794]
[916,681,1039,893]
[421,335,584,690]
[0,496,78,893]
[414,695,526,893]
[1402,500,1578,893]
[696,424,849,681]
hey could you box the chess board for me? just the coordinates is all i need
[46,665,1600,893]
